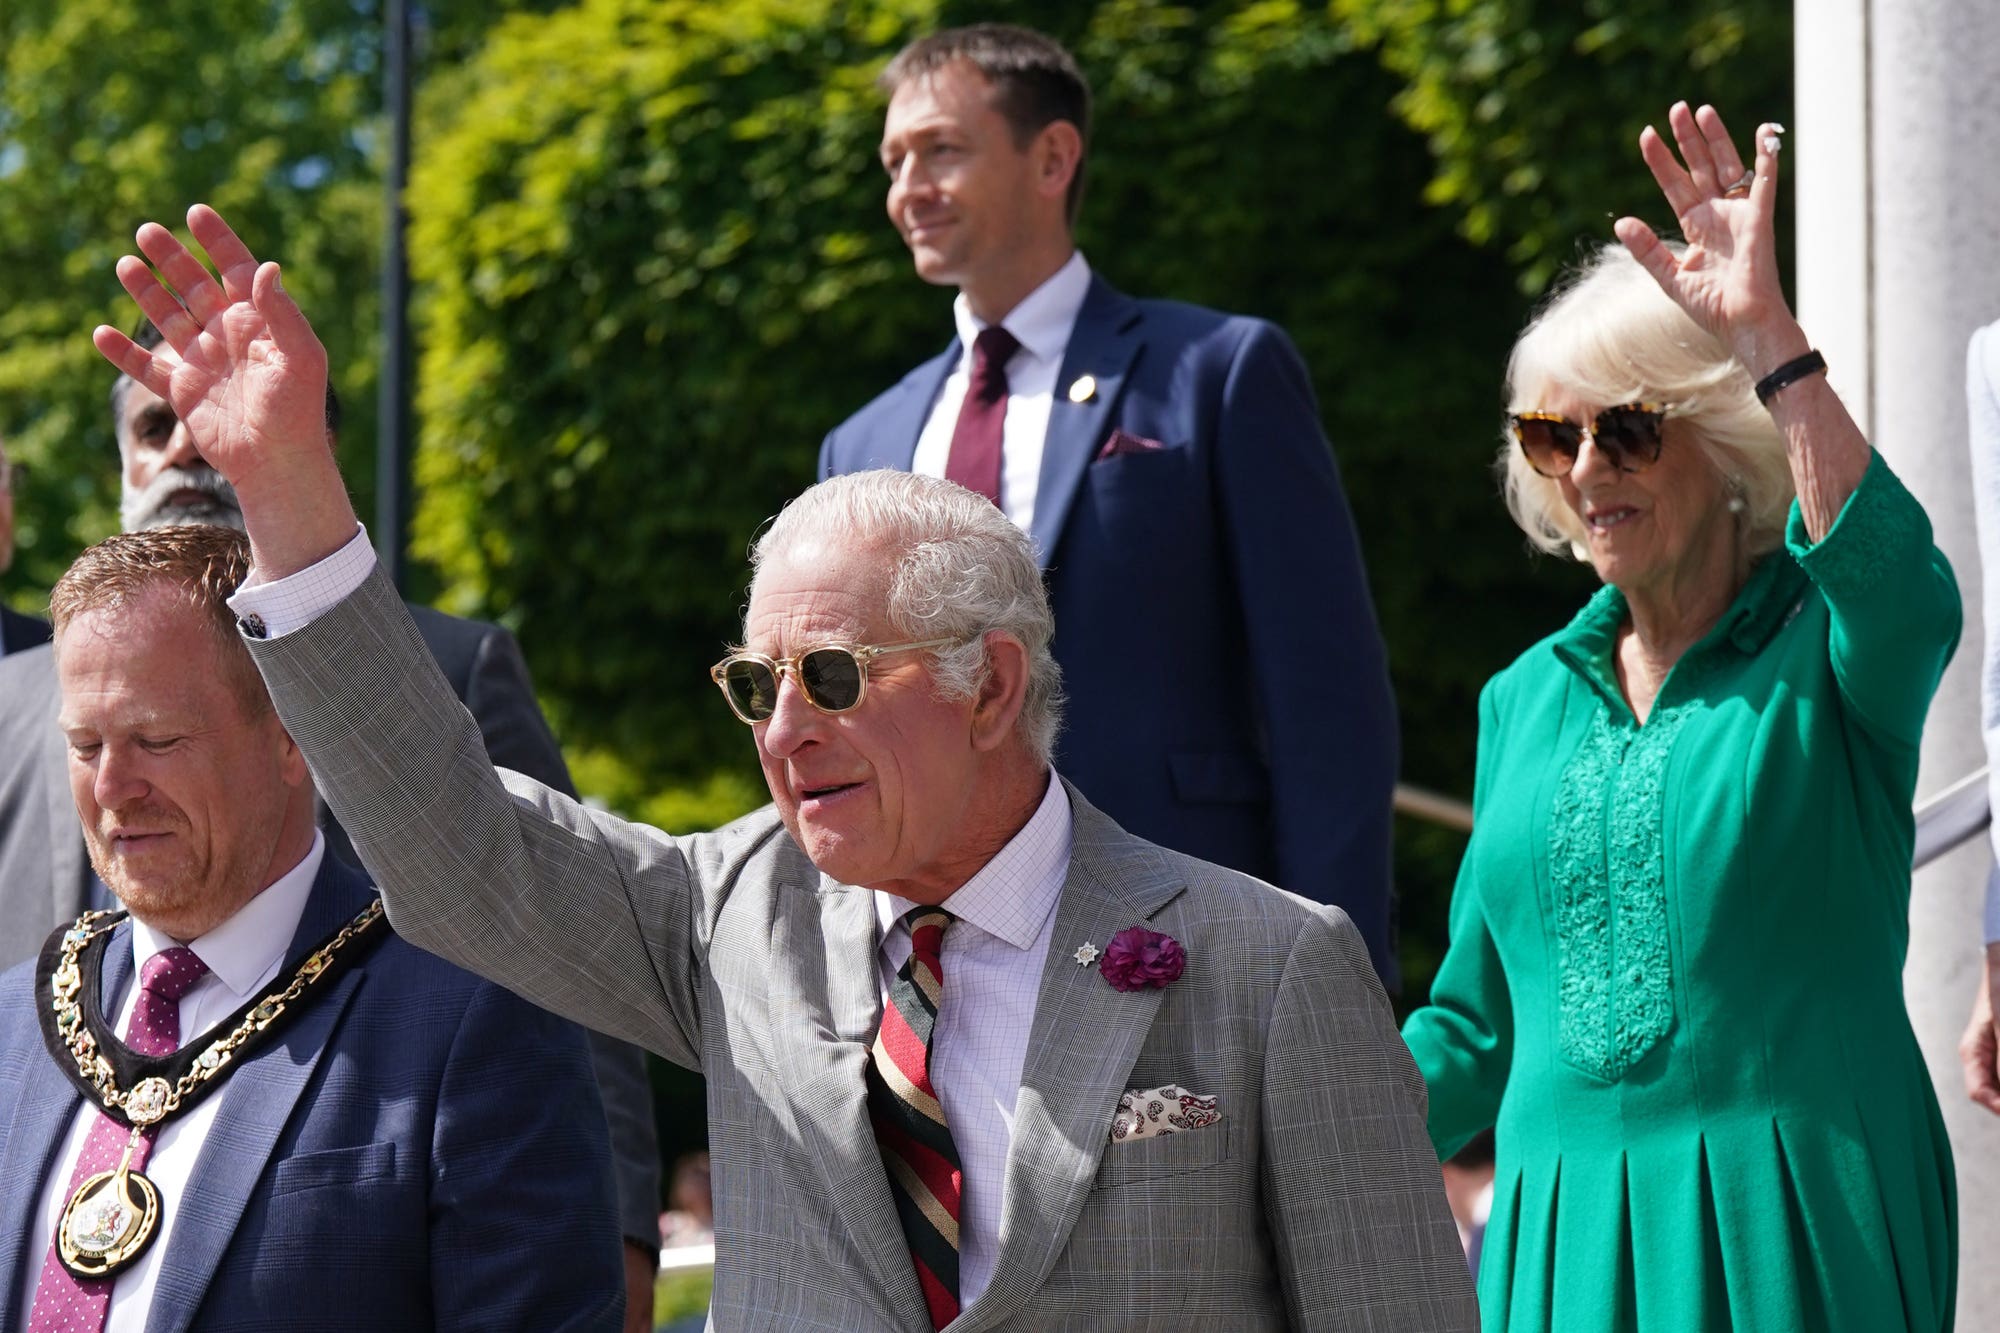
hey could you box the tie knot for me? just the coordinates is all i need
[903,907,954,961]
[140,947,209,1003]
[969,325,1019,395]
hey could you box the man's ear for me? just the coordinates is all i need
[969,631,1030,752]
[1033,120,1083,204]
[276,721,311,789]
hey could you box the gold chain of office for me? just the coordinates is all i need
[43,897,383,1278]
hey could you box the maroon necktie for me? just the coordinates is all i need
[943,326,1020,507]
[867,908,962,1329]
[28,946,209,1331]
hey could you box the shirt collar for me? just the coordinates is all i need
[950,251,1094,371]
[876,768,1073,952]
[128,831,326,1000]
[1551,550,1807,711]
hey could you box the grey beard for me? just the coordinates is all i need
[119,465,245,533]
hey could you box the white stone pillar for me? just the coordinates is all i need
[1797,0,2000,1318]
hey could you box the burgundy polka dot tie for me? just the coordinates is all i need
[943,325,1020,508]
[27,946,208,1331]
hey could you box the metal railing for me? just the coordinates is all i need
[1398,769,1991,873]
[1914,766,1990,871]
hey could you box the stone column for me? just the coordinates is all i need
[1797,0,2000,1318]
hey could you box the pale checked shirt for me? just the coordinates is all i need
[21,835,324,1332]
[875,767,1070,1308]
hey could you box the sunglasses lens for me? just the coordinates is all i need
[799,648,865,713]
[1594,406,1666,472]
[1514,416,1581,478]
[722,660,780,721]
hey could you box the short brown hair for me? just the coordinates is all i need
[881,24,1091,225]
[50,526,270,715]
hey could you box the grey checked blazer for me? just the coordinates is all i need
[250,564,1477,1332]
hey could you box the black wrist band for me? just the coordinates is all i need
[1754,349,1827,406]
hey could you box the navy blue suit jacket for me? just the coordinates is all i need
[820,275,1399,982]
[0,606,49,656]
[0,855,623,1331]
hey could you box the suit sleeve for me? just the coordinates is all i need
[247,563,712,1070]
[1211,322,1399,984]
[1260,906,1480,1329]
[461,622,665,1253]
[1401,677,1513,1161]
[429,979,625,1331]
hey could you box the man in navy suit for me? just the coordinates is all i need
[0,334,663,1328]
[0,432,51,656]
[821,24,1401,981]
[0,524,622,1330]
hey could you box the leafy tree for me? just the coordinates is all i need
[1336,0,1793,292]
[0,0,552,601]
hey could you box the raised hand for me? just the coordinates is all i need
[1613,103,1803,377]
[92,205,358,578]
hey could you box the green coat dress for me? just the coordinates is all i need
[1403,453,1961,1331]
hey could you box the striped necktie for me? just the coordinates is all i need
[868,907,962,1329]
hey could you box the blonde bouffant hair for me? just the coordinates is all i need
[1499,243,1795,561]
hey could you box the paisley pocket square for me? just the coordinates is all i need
[1094,428,1166,461]
[1109,1084,1222,1142]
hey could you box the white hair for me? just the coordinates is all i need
[748,471,1065,762]
[1500,243,1795,559]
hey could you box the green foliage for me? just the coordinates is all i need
[0,0,557,605]
[1337,0,1792,292]
[652,1266,714,1324]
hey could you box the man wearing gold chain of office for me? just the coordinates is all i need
[0,525,626,1331]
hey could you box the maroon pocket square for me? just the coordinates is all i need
[1095,428,1166,461]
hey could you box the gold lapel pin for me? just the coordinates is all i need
[1067,374,1097,404]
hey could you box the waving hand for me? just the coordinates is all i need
[92,206,357,578]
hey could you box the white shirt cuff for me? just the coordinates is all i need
[225,524,376,638]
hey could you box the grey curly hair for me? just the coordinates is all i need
[747,471,1065,762]
[1500,243,1795,560]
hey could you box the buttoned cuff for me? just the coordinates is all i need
[226,524,375,639]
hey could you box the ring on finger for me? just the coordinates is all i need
[1721,169,1755,198]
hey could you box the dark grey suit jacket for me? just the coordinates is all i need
[0,607,48,656]
[0,612,662,1252]
[250,564,1479,1331]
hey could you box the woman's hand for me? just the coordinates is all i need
[1613,103,1808,379]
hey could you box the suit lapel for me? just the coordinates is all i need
[954,785,1186,1331]
[778,878,930,1333]
[143,860,373,1333]
[38,696,90,924]
[0,969,101,1327]
[1028,278,1144,570]
[885,347,957,471]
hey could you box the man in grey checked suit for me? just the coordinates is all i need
[0,323,663,1328]
[94,205,1477,1329]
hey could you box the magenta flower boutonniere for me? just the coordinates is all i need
[1098,926,1186,993]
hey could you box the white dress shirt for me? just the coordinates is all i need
[910,251,1094,540]
[875,769,1072,1309]
[21,835,325,1332]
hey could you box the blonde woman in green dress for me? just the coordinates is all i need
[1402,103,1960,1330]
